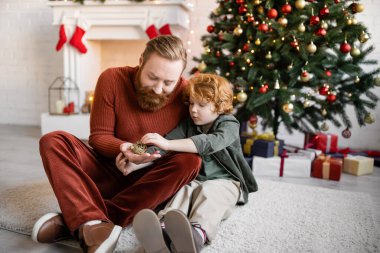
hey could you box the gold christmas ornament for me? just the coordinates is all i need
[307,41,317,54]
[359,32,369,43]
[213,7,221,15]
[198,61,207,72]
[255,38,261,46]
[295,0,306,10]
[282,102,294,113]
[303,99,311,108]
[205,47,211,53]
[241,66,246,71]
[321,108,327,116]
[320,122,329,132]
[265,51,272,60]
[278,17,288,27]
[287,64,293,70]
[355,76,360,83]
[237,90,248,102]
[225,72,230,77]
[257,6,264,14]
[233,25,243,36]
[350,3,364,13]
[298,23,306,32]
[321,21,328,29]
[350,47,360,57]
[375,76,380,86]
[351,18,358,25]
[346,17,353,25]
[254,0,261,5]
[364,113,375,124]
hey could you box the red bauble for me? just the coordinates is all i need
[249,114,258,125]
[281,4,292,14]
[215,51,221,57]
[319,6,329,17]
[325,70,332,77]
[258,23,269,32]
[236,0,244,4]
[290,40,299,48]
[334,0,340,3]
[301,71,309,77]
[342,128,351,138]
[243,43,250,52]
[327,93,336,103]
[267,8,278,19]
[319,86,329,95]
[247,16,255,22]
[258,86,268,94]
[310,15,320,25]
[315,28,327,36]
[207,25,215,33]
[239,6,248,14]
[229,61,235,67]
[340,42,351,54]
[218,33,224,41]
[263,83,269,89]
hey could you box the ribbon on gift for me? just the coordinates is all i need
[274,140,280,156]
[256,132,275,141]
[243,138,254,156]
[279,150,288,177]
[322,156,332,179]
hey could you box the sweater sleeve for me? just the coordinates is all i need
[89,69,124,158]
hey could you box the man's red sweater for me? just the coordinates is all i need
[89,66,187,158]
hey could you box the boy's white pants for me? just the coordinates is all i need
[158,179,240,241]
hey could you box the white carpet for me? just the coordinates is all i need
[0,179,379,253]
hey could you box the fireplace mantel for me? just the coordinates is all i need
[42,0,192,139]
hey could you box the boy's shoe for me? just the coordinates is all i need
[78,222,122,253]
[133,209,171,253]
[31,212,71,243]
[164,210,204,253]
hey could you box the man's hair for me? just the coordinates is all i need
[142,35,187,70]
[184,73,234,114]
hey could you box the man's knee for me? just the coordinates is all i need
[171,153,201,174]
[39,131,71,152]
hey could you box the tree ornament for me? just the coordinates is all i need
[325,70,332,77]
[258,23,269,32]
[375,76,380,86]
[320,122,329,131]
[350,47,360,57]
[257,6,264,14]
[352,18,358,25]
[303,99,311,108]
[315,28,327,37]
[319,84,329,95]
[247,15,255,23]
[319,6,329,17]
[327,93,337,103]
[274,79,280,89]
[295,0,306,9]
[258,85,268,94]
[298,23,306,32]
[198,61,207,72]
[310,15,320,26]
[346,17,353,25]
[267,8,278,19]
[229,61,235,67]
[355,76,360,83]
[321,20,328,29]
[282,3,292,14]
[239,5,248,14]
[350,3,364,13]
[213,7,221,16]
[342,128,351,138]
[359,32,369,43]
[237,90,248,102]
[253,0,261,5]
[334,0,340,3]
[215,51,221,57]
[243,43,250,52]
[265,51,272,60]
[340,42,351,54]
[236,0,245,4]
[301,70,310,82]
[290,39,299,48]
[307,41,317,53]
[207,25,215,33]
[288,63,293,70]
[364,113,375,124]
[282,102,294,113]
[255,38,261,46]
[321,108,327,116]
[249,114,258,126]
[278,17,288,27]
[233,25,243,36]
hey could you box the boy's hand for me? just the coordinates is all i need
[115,152,132,176]
[141,133,170,150]
[120,142,161,165]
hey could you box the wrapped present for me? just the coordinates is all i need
[312,155,342,181]
[304,132,338,153]
[298,148,322,160]
[252,153,312,177]
[252,139,275,158]
[343,156,374,176]
[374,157,380,167]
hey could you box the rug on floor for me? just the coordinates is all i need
[0,179,379,253]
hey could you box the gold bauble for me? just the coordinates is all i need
[213,7,221,15]
[364,113,375,124]
[282,102,294,113]
[257,6,264,14]
[351,18,358,25]
[254,0,261,5]
[278,17,288,27]
[198,61,207,72]
[321,122,329,131]
[287,64,293,70]
[298,23,306,32]
[346,18,353,25]
[350,47,360,57]
[351,3,364,13]
[359,32,369,43]
[355,76,360,83]
[321,21,328,29]
[255,38,261,46]
[233,25,243,36]
[375,76,380,86]
[265,51,272,60]
[307,42,317,54]
[295,0,306,10]
[237,90,248,102]
[321,108,327,116]
[303,100,311,108]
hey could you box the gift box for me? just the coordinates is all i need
[252,155,312,177]
[252,139,275,158]
[343,156,374,176]
[304,132,338,153]
[374,157,380,167]
[298,148,322,160]
[311,155,342,181]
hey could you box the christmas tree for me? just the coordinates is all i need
[193,0,379,138]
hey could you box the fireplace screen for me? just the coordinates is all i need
[48,77,80,115]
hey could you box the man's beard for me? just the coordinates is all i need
[135,68,171,111]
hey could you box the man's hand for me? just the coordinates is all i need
[141,133,170,150]
[120,142,161,165]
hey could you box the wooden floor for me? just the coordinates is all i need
[0,124,379,253]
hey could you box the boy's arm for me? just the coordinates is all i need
[143,133,198,153]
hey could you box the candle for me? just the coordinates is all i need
[55,100,65,114]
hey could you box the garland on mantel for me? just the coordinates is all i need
[49,0,146,4]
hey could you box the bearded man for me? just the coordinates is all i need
[32,35,201,253]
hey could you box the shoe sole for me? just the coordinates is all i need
[95,225,122,253]
[133,209,170,253]
[31,212,60,243]
[165,210,197,253]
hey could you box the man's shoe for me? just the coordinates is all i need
[164,210,204,253]
[31,212,71,243]
[79,222,122,253]
[133,209,171,253]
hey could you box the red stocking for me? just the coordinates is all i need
[69,17,90,54]
[56,16,67,51]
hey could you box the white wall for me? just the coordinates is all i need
[0,0,379,149]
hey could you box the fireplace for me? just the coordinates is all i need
[42,0,191,139]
